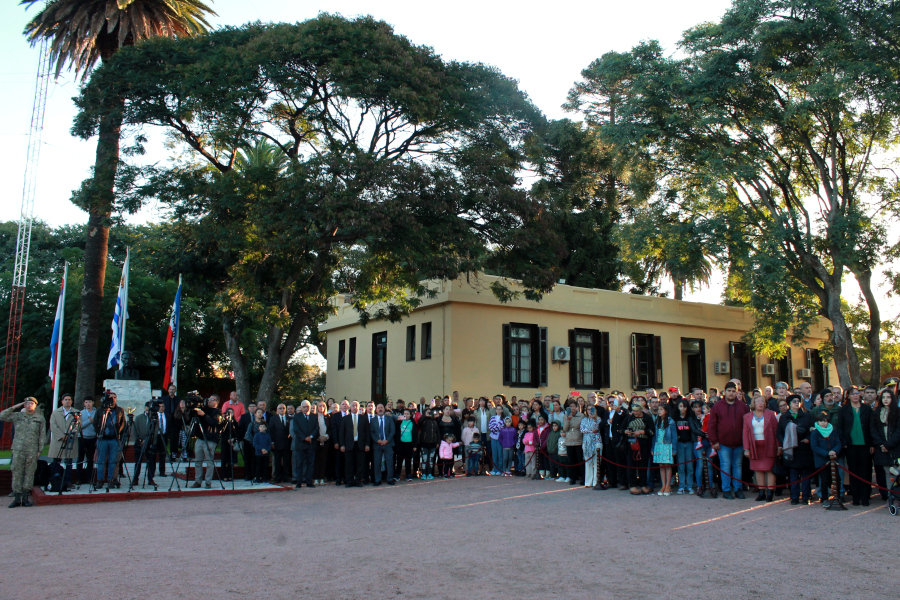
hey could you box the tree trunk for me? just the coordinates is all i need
[222,316,251,408]
[256,312,310,405]
[823,285,854,389]
[673,281,684,301]
[853,267,882,386]
[74,97,123,403]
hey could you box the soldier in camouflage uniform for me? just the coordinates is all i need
[1,397,46,507]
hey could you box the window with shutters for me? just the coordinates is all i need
[421,322,432,359]
[348,337,356,369]
[631,333,662,389]
[569,329,610,389]
[406,326,416,361]
[502,323,546,388]
[338,339,346,371]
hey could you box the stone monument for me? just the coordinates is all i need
[104,353,151,413]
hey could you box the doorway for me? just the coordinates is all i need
[681,338,706,394]
[371,331,387,405]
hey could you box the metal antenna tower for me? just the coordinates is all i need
[1,38,51,446]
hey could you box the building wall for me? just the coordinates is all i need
[321,276,837,403]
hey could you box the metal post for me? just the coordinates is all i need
[825,459,847,510]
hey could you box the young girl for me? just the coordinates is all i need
[523,422,537,478]
[548,421,562,481]
[515,420,527,476]
[653,405,676,496]
[438,434,460,478]
[418,409,441,480]
[499,417,517,476]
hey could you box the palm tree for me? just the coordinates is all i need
[21,0,216,403]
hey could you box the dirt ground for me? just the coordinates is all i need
[1,477,897,600]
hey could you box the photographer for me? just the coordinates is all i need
[77,396,97,486]
[49,392,81,491]
[132,401,166,486]
[190,394,222,488]
[92,392,126,489]
[220,407,240,481]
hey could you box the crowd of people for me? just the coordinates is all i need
[2,378,899,512]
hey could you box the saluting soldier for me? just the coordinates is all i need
[1,397,46,508]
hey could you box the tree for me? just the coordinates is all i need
[74,16,558,405]
[20,0,216,404]
[575,0,896,387]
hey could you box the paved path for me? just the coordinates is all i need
[0,476,896,599]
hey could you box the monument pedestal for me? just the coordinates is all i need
[104,379,152,414]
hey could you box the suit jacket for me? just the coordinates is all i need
[134,412,166,449]
[238,412,253,440]
[340,412,370,450]
[370,414,396,447]
[49,407,80,460]
[291,412,319,451]
[160,394,178,423]
[269,414,291,451]
[331,412,346,447]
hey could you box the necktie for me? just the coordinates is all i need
[160,414,166,434]
[380,417,385,439]
[282,416,285,426]
[353,414,358,440]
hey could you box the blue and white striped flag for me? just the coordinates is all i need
[107,249,130,370]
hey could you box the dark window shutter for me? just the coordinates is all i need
[539,327,548,387]
[630,333,638,389]
[349,337,356,369]
[600,331,611,388]
[568,329,577,388]
[653,335,664,388]
[502,324,511,386]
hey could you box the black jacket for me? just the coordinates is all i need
[339,412,371,450]
[418,416,441,447]
[93,406,126,440]
[870,407,900,466]
[776,410,814,470]
[290,412,319,451]
[192,406,222,444]
[609,409,629,446]
[269,414,291,451]
[839,403,873,449]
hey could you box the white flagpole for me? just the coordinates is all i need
[51,261,68,411]
[173,274,181,388]
[119,248,130,371]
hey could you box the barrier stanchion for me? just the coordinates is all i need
[698,450,716,499]
[825,458,847,511]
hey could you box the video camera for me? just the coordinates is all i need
[100,391,116,410]
[185,391,205,413]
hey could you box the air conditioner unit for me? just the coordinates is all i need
[551,346,570,362]
[762,364,776,376]
[714,361,730,374]
[798,368,812,379]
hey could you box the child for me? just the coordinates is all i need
[466,433,483,476]
[557,426,569,482]
[515,419,527,476]
[810,411,842,505]
[438,434,460,478]
[523,422,537,478]
[461,418,478,474]
[652,405,676,496]
[548,421,562,481]
[498,417,517,476]
[252,423,272,484]
[418,410,441,480]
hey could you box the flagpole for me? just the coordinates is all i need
[119,248,130,371]
[51,262,68,411]
[173,274,181,388]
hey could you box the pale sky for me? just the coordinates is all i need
[0,0,894,315]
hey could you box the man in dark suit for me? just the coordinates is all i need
[238,402,257,481]
[291,400,319,488]
[371,403,396,485]
[332,400,349,485]
[269,404,291,483]
[340,401,370,487]
[160,384,179,425]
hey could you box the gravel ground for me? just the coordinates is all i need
[1,477,896,600]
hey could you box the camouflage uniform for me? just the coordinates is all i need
[0,405,46,494]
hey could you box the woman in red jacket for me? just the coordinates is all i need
[742,396,779,502]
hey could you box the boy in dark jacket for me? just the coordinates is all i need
[253,424,272,484]
[810,411,841,506]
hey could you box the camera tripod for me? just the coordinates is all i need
[129,414,181,492]
[88,408,135,493]
[50,412,81,495]
[168,408,226,492]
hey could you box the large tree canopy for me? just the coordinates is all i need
[74,15,560,404]
[569,0,897,387]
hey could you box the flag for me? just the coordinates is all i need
[107,249,130,370]
[48,263,68,390]
[162,276,182,390]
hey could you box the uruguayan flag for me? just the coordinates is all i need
[107,250,130,370]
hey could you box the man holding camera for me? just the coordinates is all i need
[191,395,222,488]
[92,392,126,489]
[49,392,80,491]
[1,397,45,507]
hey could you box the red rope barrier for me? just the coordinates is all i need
[706,460,826,489]
[835,463,898,495]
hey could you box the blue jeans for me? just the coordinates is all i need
[466,453,481,474]
[421,447,436,476]
[491,439,503,472]
[97,439,119,481]
[517,448,525,472]
[718,444,743,492]
[694,439,713,489]
[675,441,695,491]
[790,467,812,501]
[501,448,513,473]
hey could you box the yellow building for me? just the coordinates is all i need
[319,275,836,403]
